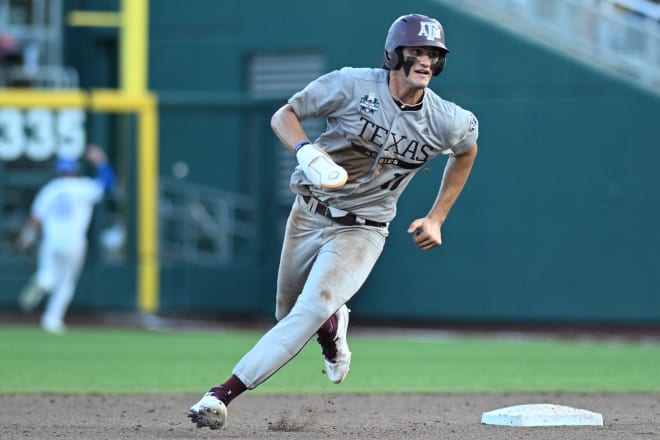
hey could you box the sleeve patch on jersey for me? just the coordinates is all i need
[468,113,478,133]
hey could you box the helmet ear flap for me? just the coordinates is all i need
[432,53,447,76]
[382,50,390,69]
[393,47,404,70]
[383,47,405,70]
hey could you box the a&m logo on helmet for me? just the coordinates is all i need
[418,21,442,41]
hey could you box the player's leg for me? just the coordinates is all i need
[41,247,85,334]
[232,219,386,388]
[274,195,328,320]
[189,196,387,428]
[18,275,48,312]
[316,303,351,383]
[19,243,57,311]
[189,196,320,429]
[311,223,387,383]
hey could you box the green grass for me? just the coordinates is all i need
[1,325,659,394]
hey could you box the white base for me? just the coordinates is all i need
[481,403,604,427]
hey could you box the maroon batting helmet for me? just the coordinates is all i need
[383,14,449,76]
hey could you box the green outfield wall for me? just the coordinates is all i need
[1,0,658,325]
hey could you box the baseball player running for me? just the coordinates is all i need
[189,13,478,429]
[17,144,116,334]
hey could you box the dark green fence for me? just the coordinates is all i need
[0,0,658,325]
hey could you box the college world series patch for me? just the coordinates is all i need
[359,93,380,114]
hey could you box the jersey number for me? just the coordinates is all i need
[381,172,410,191]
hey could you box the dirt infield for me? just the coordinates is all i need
[2,392,659,439]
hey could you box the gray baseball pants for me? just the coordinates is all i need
[233,195,388,388]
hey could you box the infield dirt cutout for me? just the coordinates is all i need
[2,392,658,439]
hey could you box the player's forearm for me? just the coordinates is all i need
[270,104,309,152]
[17,218,40,250]
[427,144,478,224]
[86,144,116,193]
[95,162,116,193]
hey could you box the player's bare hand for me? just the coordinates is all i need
[407,218,442,251]
[85,144,107,165]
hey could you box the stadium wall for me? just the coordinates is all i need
[0,0,658,325]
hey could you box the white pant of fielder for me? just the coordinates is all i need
[35,241,86,330]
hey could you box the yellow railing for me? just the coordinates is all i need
[67,0,158,313]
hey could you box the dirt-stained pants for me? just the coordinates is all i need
[233,195,388,388]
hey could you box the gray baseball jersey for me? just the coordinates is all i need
[289,67,478,223]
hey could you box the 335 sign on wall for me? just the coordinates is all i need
[0,107,86,161]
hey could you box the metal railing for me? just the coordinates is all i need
[2,64,79,88]
[0,0,80,89]
[158,177,257,267]
[435,0,660,93]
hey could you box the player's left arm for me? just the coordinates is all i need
[407,143,478,250]
[86,144,116,194]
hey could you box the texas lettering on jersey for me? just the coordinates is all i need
[356,115,433,164]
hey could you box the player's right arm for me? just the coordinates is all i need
[270,104,309,152]
[271,104,348,190]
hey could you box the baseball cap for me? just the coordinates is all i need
[55,157,80,174]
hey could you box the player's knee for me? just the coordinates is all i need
[275,300,292,321]
[35,275,55,291]
[296,293,336,322]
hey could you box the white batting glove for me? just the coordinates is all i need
[296,143,348,189]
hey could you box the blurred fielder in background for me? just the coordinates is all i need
[189,13,478,429]
[17,144,116,334]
